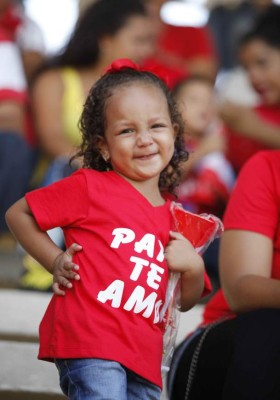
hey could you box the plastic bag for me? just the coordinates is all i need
[161,202,223,374]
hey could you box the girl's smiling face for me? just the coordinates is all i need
[239,39,280,105]
[100,83,177,186]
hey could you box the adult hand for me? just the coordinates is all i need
[218,101,253,135]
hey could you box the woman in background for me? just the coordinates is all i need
[168,150,280,400]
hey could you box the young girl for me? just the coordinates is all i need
[6,59,205,400]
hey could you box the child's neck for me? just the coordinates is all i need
[127,176,165,207]
[141,188,165,207]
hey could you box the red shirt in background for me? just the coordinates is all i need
[143,23,217,88]
[202,150,280,324]
[226,104,280,174]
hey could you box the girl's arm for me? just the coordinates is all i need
[165,231,205,312]
[5,197,81,295]
[219,229,280,313]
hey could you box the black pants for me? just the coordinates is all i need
[169,309,280,400]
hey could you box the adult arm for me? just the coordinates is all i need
[31,69,76,158]
[218,149,280,313]
[219,102,280,148]
[219,229,280,313]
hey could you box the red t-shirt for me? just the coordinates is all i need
[158,24,215,60]
[203,150,280,324]
[226,105,280,174]
[143,23,216,88]
[26,169,176,387]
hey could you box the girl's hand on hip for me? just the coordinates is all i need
[52,243,82,296]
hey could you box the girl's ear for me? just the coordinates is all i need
[98,138,110,162]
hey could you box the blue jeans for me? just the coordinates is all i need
[55,358,161,400]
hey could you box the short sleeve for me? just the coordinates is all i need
[25,170,89,231]
[223,152,278,239]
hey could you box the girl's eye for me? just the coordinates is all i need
[120,128,134,134]
[152,123,165,129]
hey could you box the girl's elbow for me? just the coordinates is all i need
[5,205,14,227]
[5,200,23,229]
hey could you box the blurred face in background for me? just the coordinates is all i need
[100,15,155,65]
[239,39,280,105]
[176,80,216,137]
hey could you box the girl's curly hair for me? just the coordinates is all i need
[73,67,188,195]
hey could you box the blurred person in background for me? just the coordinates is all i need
[0,0,45,83]
[174,75,234,219]
[207,0,273,72]
[142,0,218,88]
[173,75,235,286]
[31,0,154,183]
[168,149,280,400]
[79,0,218,87]
[206,0,276,145]
[19,0,155,291]
[218,4,280,175]
[0,0,45,250]
[206,0,274,134]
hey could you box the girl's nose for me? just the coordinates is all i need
[137,130,153,146]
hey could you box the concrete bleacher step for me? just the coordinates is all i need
[0,289,64,398]
[0,289,51,342]
[0,251,23,289]
[0,288,204,399]
[0,340,64,399]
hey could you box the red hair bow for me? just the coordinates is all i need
[104,58,169,87]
